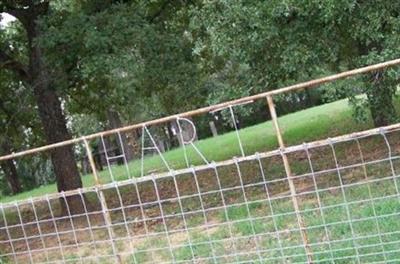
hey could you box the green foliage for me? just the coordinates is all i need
[2,0,400,194]
[188,0,400,125]
[0,33,43,194]
[39,1,206,123]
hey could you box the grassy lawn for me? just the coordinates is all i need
[126,178,400,263]
[131,185,400,263]
[0,99,375,203]
[33,172,398,264]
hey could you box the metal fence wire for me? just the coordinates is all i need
[1,59,400,263]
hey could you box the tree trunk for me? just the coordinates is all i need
[304,89,321,108]
[168,121,181,148]
[2,2,85,214]
[27,10,84,215]
[366,71,397,127]
[32,82,85,214]
[0,141,22,194]
[106,109,135,161]
[1,160,22,194]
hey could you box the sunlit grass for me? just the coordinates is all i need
[0,99,374,203]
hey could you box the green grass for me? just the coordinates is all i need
[123,178,400,263]
[0,99,376,203]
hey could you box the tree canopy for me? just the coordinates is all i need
[1,0,400,201]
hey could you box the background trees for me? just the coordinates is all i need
[188,0,400,126]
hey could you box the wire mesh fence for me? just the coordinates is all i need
[1,59,400,263]
[1,124,400,263]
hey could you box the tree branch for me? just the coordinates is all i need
[148,0,171,23]
[0,49,29,81]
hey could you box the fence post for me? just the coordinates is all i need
[266,95,314,263]
[83,138,122,264]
